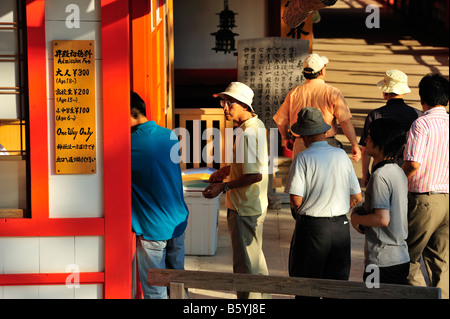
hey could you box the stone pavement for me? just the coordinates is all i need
[184,0,449,299]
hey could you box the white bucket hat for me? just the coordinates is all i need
[377,70,411,95]
[303,53,329,74]
[213,82,255,112]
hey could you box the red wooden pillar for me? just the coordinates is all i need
[26,0,49,219]
[101,0,133,299]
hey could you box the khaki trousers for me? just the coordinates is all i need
[407,193,449,299]
[227,209,271,299]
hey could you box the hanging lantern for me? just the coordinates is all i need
[212,29,238,54]
[211,0,239,54]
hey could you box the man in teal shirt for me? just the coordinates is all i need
[130,91,189,299]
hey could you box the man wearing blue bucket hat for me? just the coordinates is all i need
[285,107,362,294]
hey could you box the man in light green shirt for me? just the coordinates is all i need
[203,82,270,299]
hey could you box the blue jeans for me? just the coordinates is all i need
[137,234,185,299]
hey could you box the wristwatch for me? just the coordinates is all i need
[222,182,230,193]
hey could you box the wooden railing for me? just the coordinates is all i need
[148,268,441,299]
[173,108,233,171]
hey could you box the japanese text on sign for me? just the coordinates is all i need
[238,38,309,128]
[53,40,96,174]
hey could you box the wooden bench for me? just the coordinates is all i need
[147,268,441,299]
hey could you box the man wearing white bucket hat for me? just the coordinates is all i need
[203,82,270,299]
[359,70,422,186]
[273,53,361,161]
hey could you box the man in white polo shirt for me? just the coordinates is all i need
[285,107,362,291]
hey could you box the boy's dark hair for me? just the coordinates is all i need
[419,73,449,107]
[368,118,406,160]
[131,91,146,119]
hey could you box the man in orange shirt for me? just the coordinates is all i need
[273,54,361,161]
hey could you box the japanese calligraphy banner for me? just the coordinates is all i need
[238,37,309,128]
[53,40,96,174]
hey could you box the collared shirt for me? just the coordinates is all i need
[404,107,449,193]
[359,99,422,147]
[226,115,269,216]
[285,141,361,218]
[273,79,352,138]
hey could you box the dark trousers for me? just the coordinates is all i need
[289,214,351,280]
[363,262,410,285]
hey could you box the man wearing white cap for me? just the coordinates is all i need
[273,53,361,161]
[359,70,422,186]
[203,82,270,299]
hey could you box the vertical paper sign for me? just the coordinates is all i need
[53,40,96,174]
[238,38,309,128]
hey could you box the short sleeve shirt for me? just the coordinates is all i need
[363,163,409,267]
[403,107,449,193]
[273,79,352,138]
[359,99,421,147]
[226,116,269,216]
[285,141,361,217]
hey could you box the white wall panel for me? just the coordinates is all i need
[0,284,102,299]
[75,284,103,299]
[45,0,101,21]
[39,285,75,299]
[2,237,39,274]
[3,285,39,299]
[39,237,75,273]
[75,236,104,272]
[48,178,103,218]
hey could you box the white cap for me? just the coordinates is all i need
[377,70,411,95]
[213,82,255,112]
[302,54,329,74]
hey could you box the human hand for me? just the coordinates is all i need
[202,183,224,199]
[352,145,361,162]
[285,138,294,151]
[209,166,230,182]
[351,206,365,234]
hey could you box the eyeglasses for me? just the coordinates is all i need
[220,100,238,108]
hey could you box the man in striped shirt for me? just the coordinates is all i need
[403,73,449,299]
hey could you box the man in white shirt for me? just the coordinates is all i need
[285,107,362,291]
